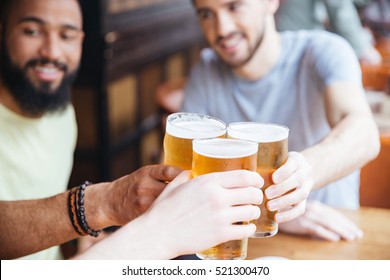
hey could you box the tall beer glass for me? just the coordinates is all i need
[164,112,227,169]
[228,122,289,238]
[192,138,258,260]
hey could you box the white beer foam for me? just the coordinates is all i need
[193,138,258,159]
[228,123,289,143]
[167,120,226,139]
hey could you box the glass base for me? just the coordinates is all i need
[196,253,246,260]
[251,228,278,238]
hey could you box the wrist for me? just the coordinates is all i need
[131,212,178,259]
[84,182,112,230]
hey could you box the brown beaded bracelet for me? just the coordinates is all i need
[68,186,86,236]
[68,181,101,237]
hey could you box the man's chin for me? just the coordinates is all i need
[222,57,249,68]
[32,82,63,95]
[216,51,249,68]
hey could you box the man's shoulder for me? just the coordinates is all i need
[282,30,348,46]
[281,30,354,61]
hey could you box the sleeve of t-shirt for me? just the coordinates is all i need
[309,32,363,91]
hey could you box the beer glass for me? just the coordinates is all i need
[163,112,227,169]
[228,122,289,238]
[192,138,258,260]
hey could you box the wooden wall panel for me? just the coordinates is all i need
[141,129,162,166]
[72,87,98,149]
[112,145,139,180]
[108,75,138,143]
[166,53,185,80]
[70,0,204,183]
[69,159,99,187]
[139,64,163,120]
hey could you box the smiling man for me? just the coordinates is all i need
[0,0,83,117]
[183,0,380,241]
[0,0,83,260]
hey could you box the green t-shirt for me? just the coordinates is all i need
[0,104,77,259]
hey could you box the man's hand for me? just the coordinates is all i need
[75,170,264,260]
[264,152,313,223]
[105,165,182,226]
[279,200,364,241]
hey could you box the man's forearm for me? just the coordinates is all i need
[0,193,77,259]
[301,114,380,190]
[0,182,112,259]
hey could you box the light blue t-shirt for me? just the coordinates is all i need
[182,30,364,209]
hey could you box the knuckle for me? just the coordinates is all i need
[214,214,228,228]
[162,165,180,179]
[297,189,307,202]
[134,185,144,199]
[306,178,314,190]
[273,184,285,195]
[136,166,149,178]
[297,203,306,216]
[307,200,321,212]
[208,188,227,208]
[236,170,253,184]
[306,162,313,173]
[296,170,307,183]
[160,165,170,177]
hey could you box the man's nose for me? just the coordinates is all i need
[215,13,236,38]
[38,34,63,61]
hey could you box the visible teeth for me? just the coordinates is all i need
[36,67,59,74]
[222,36,241,49]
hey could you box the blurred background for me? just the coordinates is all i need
[70,0,205,185]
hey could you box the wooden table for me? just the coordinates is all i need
[247,207,390,260]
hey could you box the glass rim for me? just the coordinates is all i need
[166,112,227,139]
[192,137,258,159]
[227,122,289,143]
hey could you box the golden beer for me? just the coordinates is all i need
[192,138,258,260]
[163,112,227,169]
[228,122,289,238]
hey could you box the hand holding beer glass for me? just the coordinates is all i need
[163,112,227,169]
[192,138,259,260]
[228,122,289,238]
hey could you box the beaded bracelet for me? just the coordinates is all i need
[68,181,101,237]
[68,186,86,236]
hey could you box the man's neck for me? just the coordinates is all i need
[233,28,281,81]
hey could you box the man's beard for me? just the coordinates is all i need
[216,24,266,69]
[0,43,78,116]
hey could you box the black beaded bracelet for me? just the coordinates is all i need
[68,181,101,237]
